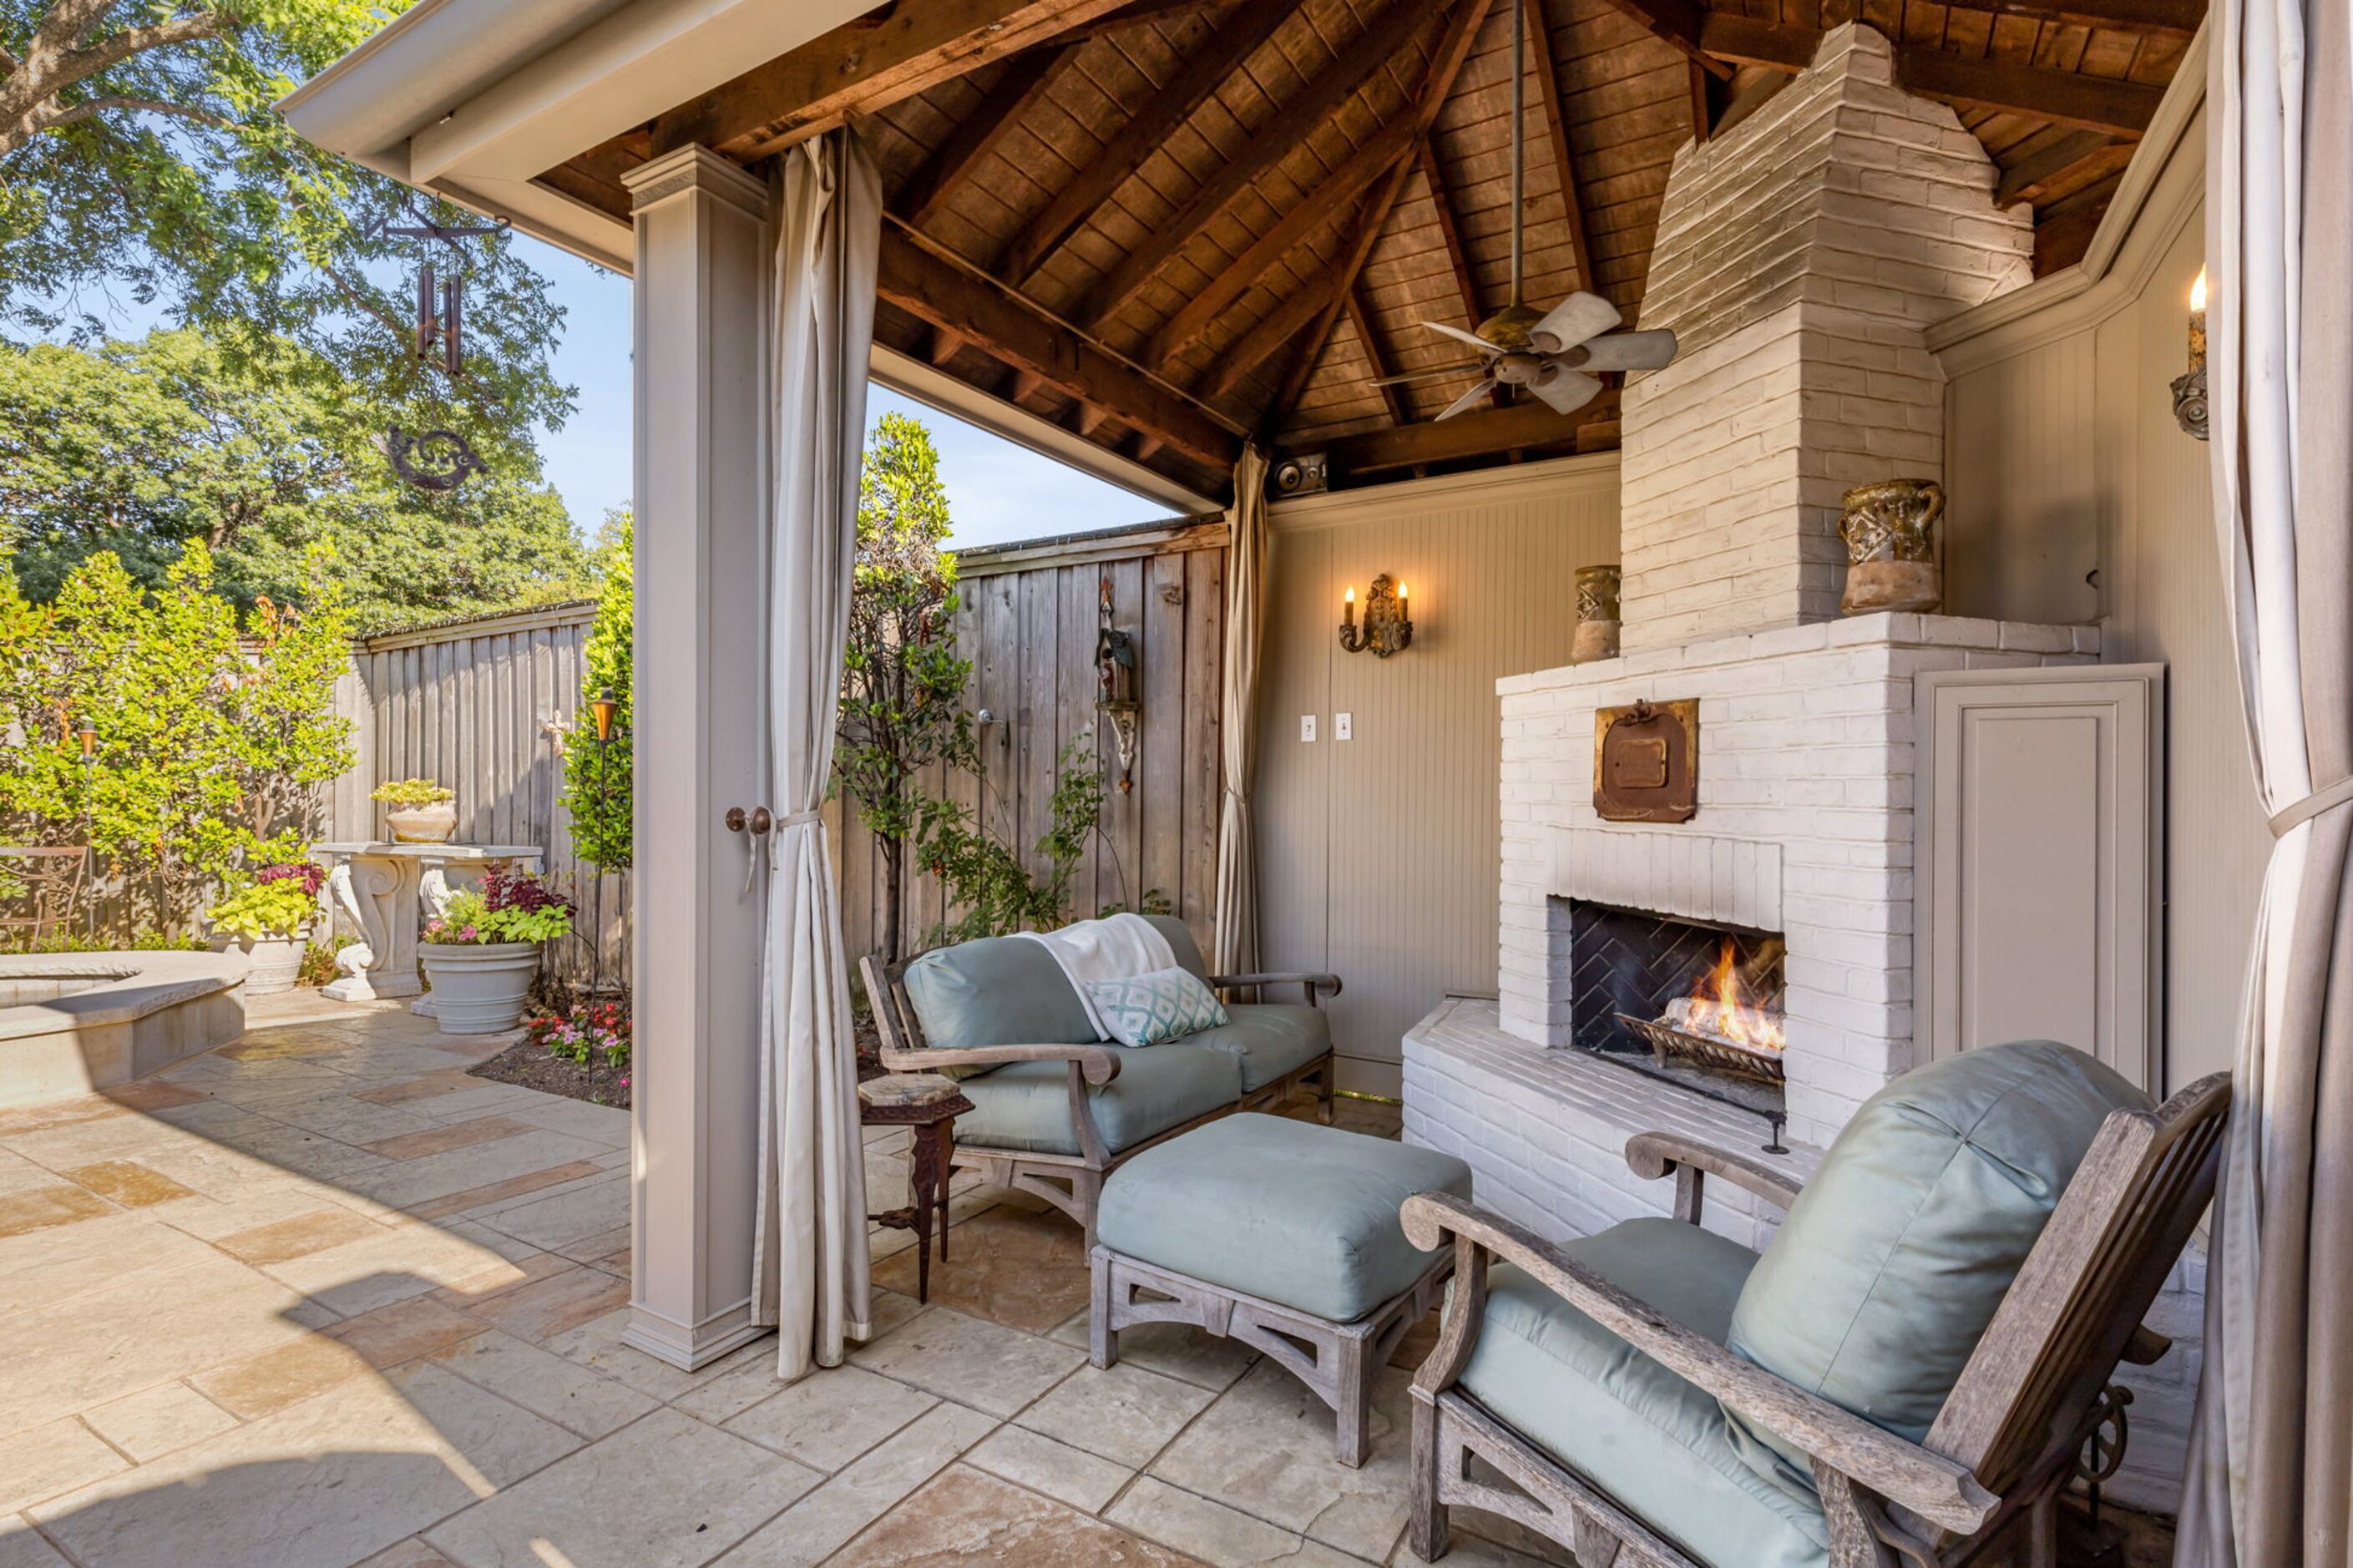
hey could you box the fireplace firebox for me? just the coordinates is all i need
[1566,899,1788,1116]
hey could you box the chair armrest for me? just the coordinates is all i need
[1207,972,1343,1005]
[1399,1191,1998,1536]
[877,1042,1122,1086]
[1624,1132,1806,1217]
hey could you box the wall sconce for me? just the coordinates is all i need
[2172,267,2208,441]
[1094,574,1141,792]
[1339,574,1414,658]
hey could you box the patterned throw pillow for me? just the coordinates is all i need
[1083,966,1229,1047]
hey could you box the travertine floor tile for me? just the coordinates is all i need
[869,1204,1089,1334]
[188,1335,368,1420]
[364,1117,535,1162]
[716,1364,938,1471]
[353,1538,463,1567]
[381,1362,581,1486]
[80,1383,238,1463]
[1050,1309,1257,1392]
[1106,1476,1374,1568]
[1017,1361,1218,1469]
[828,1465,1205,1566]
[426,1328,658,1439]
[454,1262,628,1343]
[215,1206,385,1265]
[0,1521,69,1566]
[468,1173,627,1251]
[424,1408,819,1568]
[0,1185,113,1241]
[328,1295,488,1368]
[0,1419,125,1516]
[964,1424,1134,1513]
[716,1402,998,1568]
[58,1161,196,1208]
[849,1307,1085,1417]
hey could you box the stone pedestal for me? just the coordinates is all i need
[312,842,544,1004]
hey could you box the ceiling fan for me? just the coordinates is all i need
[1373,0,1678,420]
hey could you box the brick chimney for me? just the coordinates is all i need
[1617,24,2032,651]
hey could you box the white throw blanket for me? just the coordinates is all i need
[1018,913,1176,1040]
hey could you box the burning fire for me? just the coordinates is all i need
[1686,937,1785,1053]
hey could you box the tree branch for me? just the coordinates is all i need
[28,93,236,137]
[58,12,230,91]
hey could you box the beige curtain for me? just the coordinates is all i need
[1212,444,1268,975]
[749,128,879,1379]
[2177,0,2353,1557]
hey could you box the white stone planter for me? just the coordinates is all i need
[383,802,458,842]
[419,941,540,1034]
[211,934,304,996]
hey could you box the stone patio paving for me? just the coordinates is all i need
[0,989,1560,1568]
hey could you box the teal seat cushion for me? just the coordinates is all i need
[1182,1003,1330,1091]
[1097,1114,1470,1322]
[1457,1217,1828,1568]
[954,1042,1240,1157]
[1725,1040,2153,1490]
[901,934,1094,1075]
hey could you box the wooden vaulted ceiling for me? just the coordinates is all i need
[544,0,2199,502]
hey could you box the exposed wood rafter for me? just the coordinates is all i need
[1315,393,1620,474]
[1698,17,2165,134]
[878,221,1243,471]
[1686,59,1713,144]
[1058,0,1217,44]
[1931,0,2204,37]
[1079,0,1427,328]
[1997,129,2133,205]
[993,0,1298,284]
[1147,109,1421,366]
[1255,0,1495,429]
[653,0,1132,161]
[1417,140,1485,332]
[1526,0,1597,296]
[1592,0,1733,78]
[1343,287,1411,426]
[895,43,1083,230]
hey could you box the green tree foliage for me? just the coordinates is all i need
[559,508,631,872]
[0,0,573,452]
[0,331,590,626]
[0,539,355,925]
[835,414,975,964]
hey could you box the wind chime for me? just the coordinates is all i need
[378,206,508,491]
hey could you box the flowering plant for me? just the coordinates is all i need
[207,862,321,940]
[423,864,574,945]
[528,999,631,1073]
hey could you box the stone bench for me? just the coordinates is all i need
[1088,1112,1473,1465]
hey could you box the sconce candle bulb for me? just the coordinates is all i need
[2173,266,2209,440]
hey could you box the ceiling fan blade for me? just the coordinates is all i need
[1369,362,1483,387]
[1435,377,1497,421]
[1415,320,1495,352]
[1529,291,1622,353]
[1575,328,1680,372]
[1528,368,1603,416]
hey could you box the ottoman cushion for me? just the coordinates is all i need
[1097,1113,1472,1322]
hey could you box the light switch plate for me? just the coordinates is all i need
[1299,714,1317,742]
[1335,712,1353,740]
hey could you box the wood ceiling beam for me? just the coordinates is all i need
[1257,0,1493,429]
[1997,129,2133,205]
[1314,392,1621,475]
[1687,59,1713,144]
[1698,17,2165,134]
[1058,0,1217,45]
[896,43,1083,230]
[1527,0,1598,295]
[1592,0,1733,78]
[994,0,1299,285]
[1344,287,1411,426]
[877,220,1244,471]
[1079,0,1428,328]
[1146,110,1420,366]
[1417,140,1485,332]
[1930,0,2204,37]
[653,0,1132,162]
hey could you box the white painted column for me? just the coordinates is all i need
[622,146,775,1369]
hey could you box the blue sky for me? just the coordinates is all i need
[530,244,1175,551]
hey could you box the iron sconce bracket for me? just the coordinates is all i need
[1339,573,1414,658]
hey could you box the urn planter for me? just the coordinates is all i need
[383,802,458,843]
[213,934,305,996]
[420,941,540,1033]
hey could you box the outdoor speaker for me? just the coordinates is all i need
[1270,452,1328,497]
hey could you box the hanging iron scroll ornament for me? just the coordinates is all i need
[1095,573,1141,794]
[370,205,510,491]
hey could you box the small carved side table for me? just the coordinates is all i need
[858,1073,972,1305]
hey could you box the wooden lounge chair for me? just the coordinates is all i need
[861,915,1338,1239]
[1399,1046,2229,1568]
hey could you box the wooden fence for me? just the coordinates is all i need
[323,515,1231,979]
[325,601,621,982]
[834,517,1230,965]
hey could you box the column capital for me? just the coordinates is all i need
[621,144,770,218]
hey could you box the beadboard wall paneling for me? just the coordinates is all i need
[1257,455,1621,1097]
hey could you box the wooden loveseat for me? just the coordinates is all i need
[862,914,1338,1239]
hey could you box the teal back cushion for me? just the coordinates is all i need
[901,935,1093,1050]
[1142,914,1209,979]
[1724,1040,2151,1490]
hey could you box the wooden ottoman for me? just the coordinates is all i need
[1089,1112,1472,1465]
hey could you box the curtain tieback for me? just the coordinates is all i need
[2270,775,2353,837]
